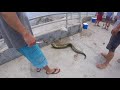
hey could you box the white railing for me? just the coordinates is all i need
[0,12,96,52]
[29,12,96,29]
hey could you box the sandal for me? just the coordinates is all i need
[117,59,120,63]
[46,68,60,74]
[97,25,100,27]
[106,28,108,30]
[103,27,106,29]
[36,68,41,72]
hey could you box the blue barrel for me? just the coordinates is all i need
[83,23,88,29]
[92,17,97,23]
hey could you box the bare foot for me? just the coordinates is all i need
[96,63,108,69]
[46,68,60,74]
[101,53,107,59]
[117,59,120,63]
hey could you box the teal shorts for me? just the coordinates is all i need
[17,44,48,68]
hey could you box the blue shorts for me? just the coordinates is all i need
[17,44,48,68]
[105,16,112,22]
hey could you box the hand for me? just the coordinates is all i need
[22,32,36,47]
[111,27,119,36]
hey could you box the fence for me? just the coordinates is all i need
[0,12,95,53]
[29,12,95,29]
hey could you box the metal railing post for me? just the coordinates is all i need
[78,12,81,23]
[30,12,88,29]
[66,13,68,28]
[86,12,88,17]
[71,12,72,20]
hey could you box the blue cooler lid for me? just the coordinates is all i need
[92,17,97,19]
[83,23,88,25]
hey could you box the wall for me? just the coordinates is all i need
[0,24,81,65]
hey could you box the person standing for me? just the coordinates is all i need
[0,12,60,74]
[96,12,120,69]
[95,12,104,27]
[103,12,114,30]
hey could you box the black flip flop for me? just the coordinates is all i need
[117,59,120,63]
[36,68,41,72]
[46,69,60,74]
[97,25,100,27]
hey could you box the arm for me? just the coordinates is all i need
[0,12,29,36]
[116,23,120,30]
[111,23,120,36]
[0,12,36,46]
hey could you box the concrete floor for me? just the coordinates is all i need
[0,21,120,78]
